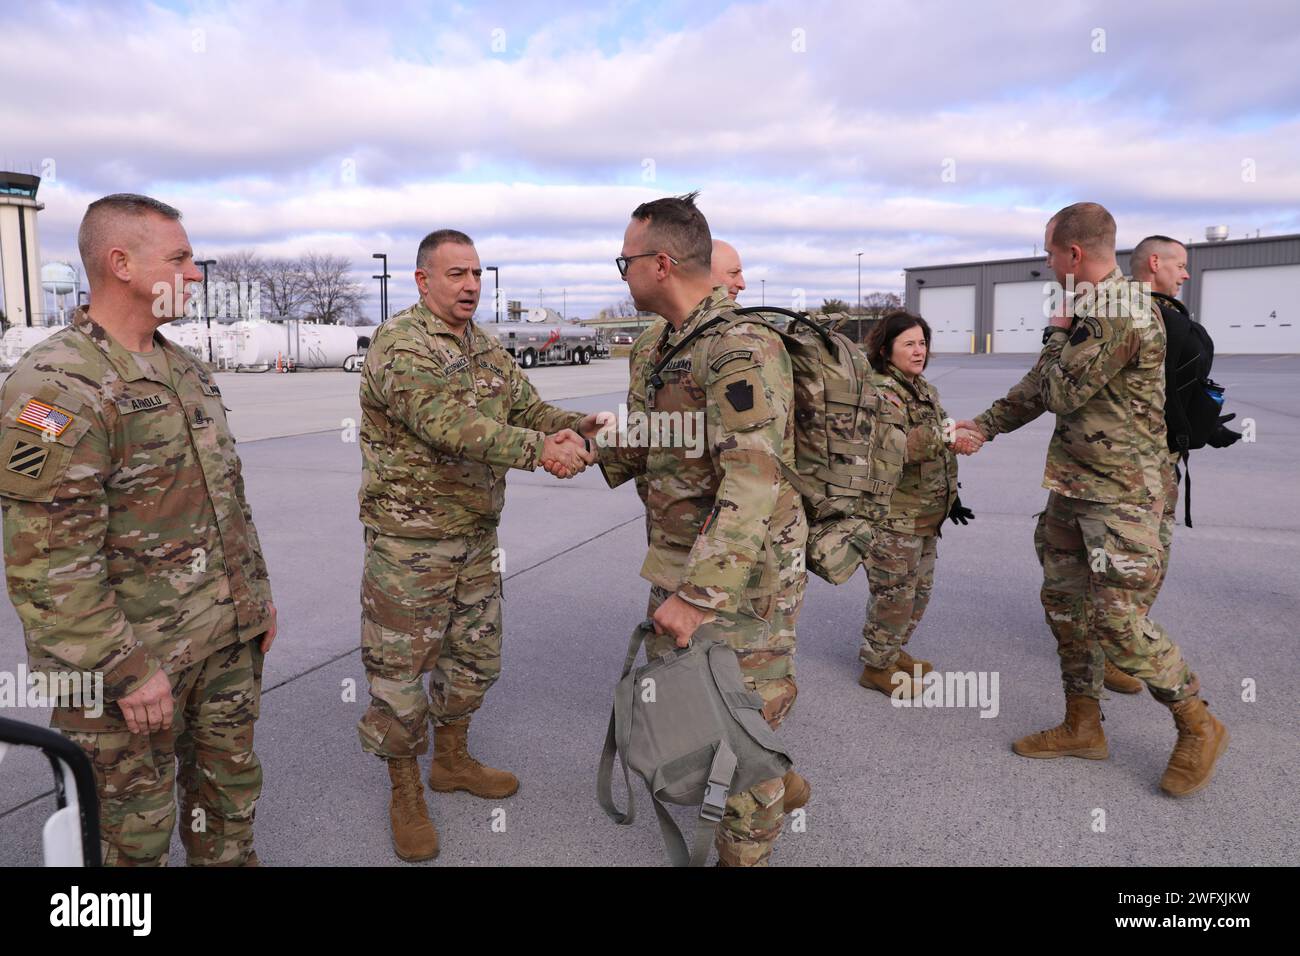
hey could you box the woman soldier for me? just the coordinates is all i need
[858,310,978,698]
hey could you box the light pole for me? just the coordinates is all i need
[562,288,567,321]
[195,258,216,361]
[485,266,499,322]
[760,279,765,306]
[857,252,863,310]
[371,253,390,323]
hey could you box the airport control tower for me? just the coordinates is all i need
[0,172,45,327]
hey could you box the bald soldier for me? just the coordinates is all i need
[357,228,601,861]
[0,194,276,865]
[598,195,807,865]
[966,203,1227,797]
[1128,234,1241,615]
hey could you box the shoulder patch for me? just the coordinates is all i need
[725,379,754,412]
[716,368,773,432]
[1070,316,1103,346]
[6,440,49,479]
[710,349,753,373]
[14,399,76,438]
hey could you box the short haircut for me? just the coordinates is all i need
[865,309,931,373]
[1048,202,1116,257]
[416,229,474,271]
[77,193,182,277]
[1130,234,1186,277]
[630,191,711,272]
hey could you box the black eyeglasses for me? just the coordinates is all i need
[615,251,679,278]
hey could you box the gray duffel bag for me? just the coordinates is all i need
[596,619,793,866]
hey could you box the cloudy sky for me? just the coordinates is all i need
[4,0,1298,320]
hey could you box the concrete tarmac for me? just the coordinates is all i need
[1,354,1296,866]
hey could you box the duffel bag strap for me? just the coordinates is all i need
[651,739,738,867]
[596,620,654,826]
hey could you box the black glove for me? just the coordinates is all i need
[948,496,974,526]
[1207,413,1242,448]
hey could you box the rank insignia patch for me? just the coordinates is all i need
[7,440,49,479]
[15,399,74,438]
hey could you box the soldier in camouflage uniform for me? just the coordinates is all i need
[598,197,807,865]
[855,311,974,698]
[621,238,809,813]
[966,203,1227,797]
[0,194,274,866]
[358,228,601,861]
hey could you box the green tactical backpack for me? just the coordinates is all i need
[734,307,907,583]
[642,307,908,584]
[597,620,793,867]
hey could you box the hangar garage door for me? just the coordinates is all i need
[918,285,975,353]
[992,280,1051,353]
[1199,265,1300,354]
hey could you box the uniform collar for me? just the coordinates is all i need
[885,361,927,398]
[1072,266,1128,321]
[1151,290,1189,317]
[669,286,735,344]
[73,307,179,385]
[412,301,492,354]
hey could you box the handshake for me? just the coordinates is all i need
[947,420,988,457]
[539,412,617,479]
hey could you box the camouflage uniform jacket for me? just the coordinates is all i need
[873,364,958,537]
[973,351,1049,441]
[359,301,586,538]
[600,287,804,614]
[628,316,666,509]
[1038,267,1167,504]
[0,308,273,711]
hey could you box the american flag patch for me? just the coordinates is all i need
[15,399,74,437]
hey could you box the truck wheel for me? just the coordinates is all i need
[521,349,536,369]
[570,348,581,365]
[580,348,592,365]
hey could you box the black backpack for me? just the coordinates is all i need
[1154,292,1240,526]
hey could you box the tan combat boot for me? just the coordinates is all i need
[1104,659,1144,694]
[858,662,922,699]
[895,648,933,677]
[1012,695,1108,759]
[428,717,520,799]
[387,758,440,861]
[782,770,811,812]
[1159,696,1229,797]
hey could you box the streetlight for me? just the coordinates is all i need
[485,266,499,322]
[760,278,765,306]
[371,253,390,323]
[195,258,216,361]
[857,252,863,310]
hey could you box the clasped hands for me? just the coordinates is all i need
[948,420,988,456]
[539,412,616,479]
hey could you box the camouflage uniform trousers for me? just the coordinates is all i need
[358,528,502,759]
[860,528,938,669]
[64,637,264,867]
[646,571,802,868]
[1138,455,1180,614]
[1034,491,1199,702]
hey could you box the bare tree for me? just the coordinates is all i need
[207,250,262,320]
[258,258,307,320]
[299,252,364,324]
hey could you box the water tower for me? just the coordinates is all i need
[0,172,45,327]
[41,261,79,325]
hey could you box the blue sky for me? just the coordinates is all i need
[3,0,1298,320]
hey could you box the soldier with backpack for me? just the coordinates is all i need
[1128,235,1242,613]
[596,194,806,865]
